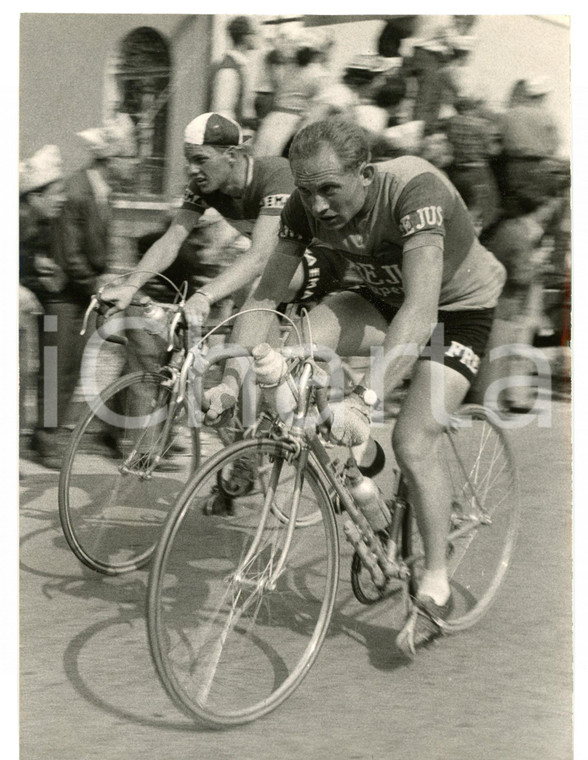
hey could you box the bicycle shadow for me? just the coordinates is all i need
[19,469,60,507]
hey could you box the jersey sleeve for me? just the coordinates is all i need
[181,178,209,215]
[277,191,313,252]
[394,172,454,253]
[257,162,296,217]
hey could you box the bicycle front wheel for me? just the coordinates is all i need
[147,438,339,727]
[441,404,520,631]
[59,371,197,575]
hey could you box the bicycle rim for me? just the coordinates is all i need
[147,438,339,727]
[441,404,520,631]
[59,371,197,575]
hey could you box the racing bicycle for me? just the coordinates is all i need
[58,275,248,575]
[58,281,341,575]
[146,315,520,728]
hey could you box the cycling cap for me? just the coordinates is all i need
[184,113,243,147]
[19,144,63,194]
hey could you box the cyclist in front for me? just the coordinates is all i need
[205,118,506,652]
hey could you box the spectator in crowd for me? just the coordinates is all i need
[209,16,258,130]
[254,48,287,123]
[419,131,453,171]
[22,115,139,468]
[438,35,478,115]
[377,16,416,61]
[470,196,564,412]
[252,28,334,158]
[67,112,138,294]
[402,35,449,133]
[19,145,68,468]
[499,75,560,217]
[341,55,398,136]
[445,95,501,234]
[403,14,478,133]
[19,284,43,447]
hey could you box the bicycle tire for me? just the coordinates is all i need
[401,404,520,632]
[147,437,340,727]
[59,371,198,575]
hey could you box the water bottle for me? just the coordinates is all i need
[345,458,391,533]
[252,343,296,421]
[143,300,167,336]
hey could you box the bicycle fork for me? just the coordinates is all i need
[119,369,183,478]
[232,447,309,593]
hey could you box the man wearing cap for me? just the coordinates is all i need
[101,112,349,326]
[63,113,138,300]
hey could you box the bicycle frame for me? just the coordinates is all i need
[239,355,494,600]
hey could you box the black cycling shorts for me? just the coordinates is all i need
[351,286,495,384]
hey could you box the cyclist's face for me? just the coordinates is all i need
[184,144,232,193]
[29,180,66,219]
[291,145,373,228]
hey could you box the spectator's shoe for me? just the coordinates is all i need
[395,593,453,658]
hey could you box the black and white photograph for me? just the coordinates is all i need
[15,8,576,759]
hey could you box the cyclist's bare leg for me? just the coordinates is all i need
[286,290,388,355]
[392,360,470,605]
[284,290,388,469]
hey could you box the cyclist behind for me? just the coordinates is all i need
[101,112,350,330]
[205,118,506,650]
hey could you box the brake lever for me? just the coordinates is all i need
[167,308,183,352]
[80,295,100,336]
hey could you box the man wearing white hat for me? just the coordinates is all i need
[102,112,350,325]
[65,112,139,297]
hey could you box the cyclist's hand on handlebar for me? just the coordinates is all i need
[202,383,239,427]
[99,283,145,318]
[327,394,371,447]
[185,292,212,327]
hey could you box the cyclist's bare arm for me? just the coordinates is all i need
[221,238,305,394]
[101,208,200,315]
[187,214,285,322]
[361,244,444,394]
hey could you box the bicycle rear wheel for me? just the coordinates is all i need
[59,371,197,575]
[147,438,339,727]
[440,404,519,630]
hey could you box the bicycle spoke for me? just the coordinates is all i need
[148,438,339,726]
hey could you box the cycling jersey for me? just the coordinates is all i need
[279,155,506,311]
[182,156,294,238]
